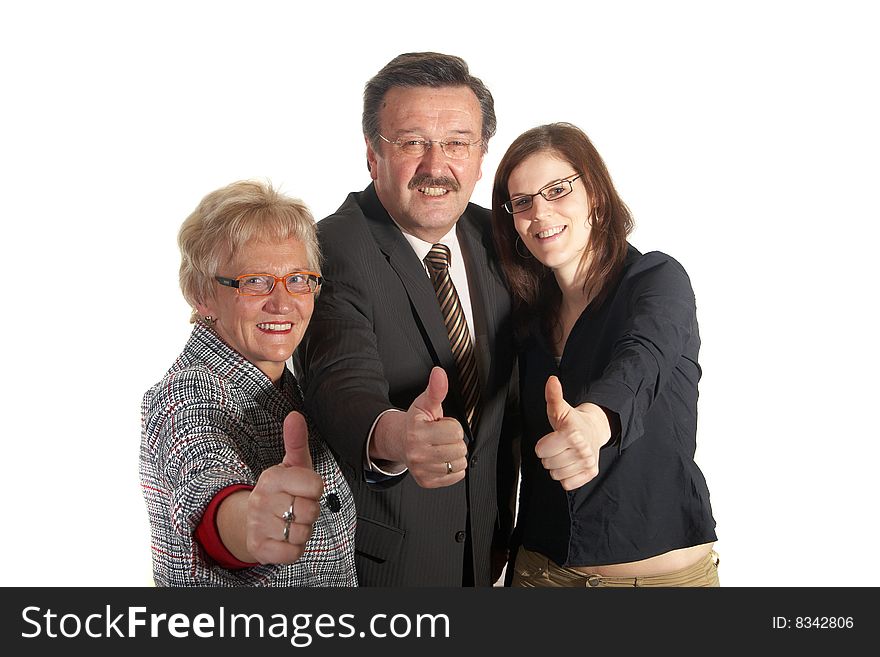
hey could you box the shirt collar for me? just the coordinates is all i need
[387,216,459,266]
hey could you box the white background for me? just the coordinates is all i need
[1,1,877,587]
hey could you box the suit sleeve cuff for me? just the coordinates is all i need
[364,409,408,479]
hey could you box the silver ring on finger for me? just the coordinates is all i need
[281,498,296,542]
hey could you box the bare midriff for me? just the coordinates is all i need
[570,542,714,577]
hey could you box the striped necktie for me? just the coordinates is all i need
[425,243,480,430]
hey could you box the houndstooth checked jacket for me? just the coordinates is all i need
[140,323,357,586]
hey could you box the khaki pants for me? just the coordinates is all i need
[511,545,720,588]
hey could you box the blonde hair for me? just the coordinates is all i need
[178,179,322,323]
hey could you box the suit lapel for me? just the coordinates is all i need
[457,208,498,391]
[359,186,457,376]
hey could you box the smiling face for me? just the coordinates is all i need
[507,151,594,285]
[196,237,315,383]
[367,85,484,243]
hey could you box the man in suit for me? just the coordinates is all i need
[297,52,519,586]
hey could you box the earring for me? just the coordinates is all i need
[586,208,600,229]
[202,315,216,327]
[515,235,533,259]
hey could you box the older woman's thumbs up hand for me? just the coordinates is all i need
[237,411,325,564]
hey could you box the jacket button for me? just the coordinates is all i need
[470,456,478,467]
[454,531,466,543]
[326,493,341,513]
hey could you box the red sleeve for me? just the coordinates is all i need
[194,484,259,569]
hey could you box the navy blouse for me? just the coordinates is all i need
[516,245,717,567]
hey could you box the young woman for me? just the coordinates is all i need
[491,123,718,587]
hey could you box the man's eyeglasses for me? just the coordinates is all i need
[503,175,582,214]
[215,272,323,296]
[377,133,482,160]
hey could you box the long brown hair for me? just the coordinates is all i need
[491,123,633,341]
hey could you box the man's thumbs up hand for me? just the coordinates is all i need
[403,367,468,489]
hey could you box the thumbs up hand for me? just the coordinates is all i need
[535,376,612,491]
[402,367,468,489]
[281,411,314,470]
[246,411,325,564]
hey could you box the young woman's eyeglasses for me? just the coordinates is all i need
[377,133,482,160]
[214,272,323,296]
[503,175,582,214]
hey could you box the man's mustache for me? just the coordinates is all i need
[408,175,460,192]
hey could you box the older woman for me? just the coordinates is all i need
[140,180,356,586]
[491,123,718,587]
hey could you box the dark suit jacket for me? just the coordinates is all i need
[297,184,518,586]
